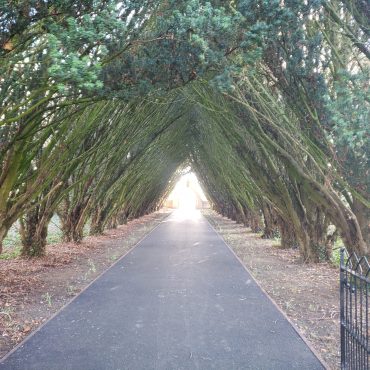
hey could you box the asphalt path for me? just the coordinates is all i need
[0,210,325,370]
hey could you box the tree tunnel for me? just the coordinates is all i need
[0,80,366,262]
[0,1,368,261]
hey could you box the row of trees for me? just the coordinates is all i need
[0,0,368,261]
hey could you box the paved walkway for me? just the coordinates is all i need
[1,211,324,369]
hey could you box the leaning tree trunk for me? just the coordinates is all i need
[117,211,128,225]
[18,202,55,257]
[61,213,86,243]
[90,207,108,236]
[250,211,262,233]
[0,223,10,254]
[352,198,370,248]
[58,215,72,242]
[278,218,298,249]
[227,205,237,221]
[294,227,320,263]
[58,199,89,243]
[241,205,252,227]
[325,227,337,261]
[289,190,329,262]
[106,215,118,230]
[261,203,278,239]
[305,207,331,262]
[254,123,367,256]
[235,211,245,225]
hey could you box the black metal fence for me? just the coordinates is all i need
[340,249,370,369]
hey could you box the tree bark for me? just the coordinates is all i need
[278,218,298,249]
[106,216,118,229]
[90,207,108,236]
[250,211,262,233]
[261,203,278,239]
[0,223,9,254]
[58,200,87,243]
[117,211,128,225]
[352,198,370,248]
[19,204,53,257]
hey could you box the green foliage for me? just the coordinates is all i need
[326,69,370,194]
[0,0,369,261]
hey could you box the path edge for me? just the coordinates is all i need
[0,211,172,364]
[204,213,331,370]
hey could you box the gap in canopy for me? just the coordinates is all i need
[164,168,210,218]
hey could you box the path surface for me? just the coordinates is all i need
[0,211,324,370]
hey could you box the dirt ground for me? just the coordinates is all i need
[205,210,340,370]
[0,210,171,359]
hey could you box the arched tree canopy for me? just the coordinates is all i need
[0,0,369,260]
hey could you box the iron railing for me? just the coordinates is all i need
[340,249,370,369]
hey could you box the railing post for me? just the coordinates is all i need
[340,248,346,369]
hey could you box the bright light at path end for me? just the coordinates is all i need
[165,172,208,220]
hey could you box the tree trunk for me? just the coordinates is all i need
[0,223,9,254]
[19,205,52,257]
[352,198,370,248]
[71,223,84,243]
[235,212,245,225]
[62,219,84,243]
[278,219,298,249]
[90,208,107,236]
[106,216,118,230]
[261,203,278,239]
[58,202,86,243]
[241,205,251,227]
[20,224,48,257]
[117,212,128,225]
[90,219,104,235]
[250,212,262,233]
[325,227,337,261]
[305,207,330,262]
[59,213,73,242]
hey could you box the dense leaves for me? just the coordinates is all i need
[0,0,369,260]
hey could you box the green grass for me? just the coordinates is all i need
[1,227,22,259]
[2,232,22,249]
[45,216,67,244]
[0,246,22,260]
[42,292,53,307]
[331,238,345,267]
